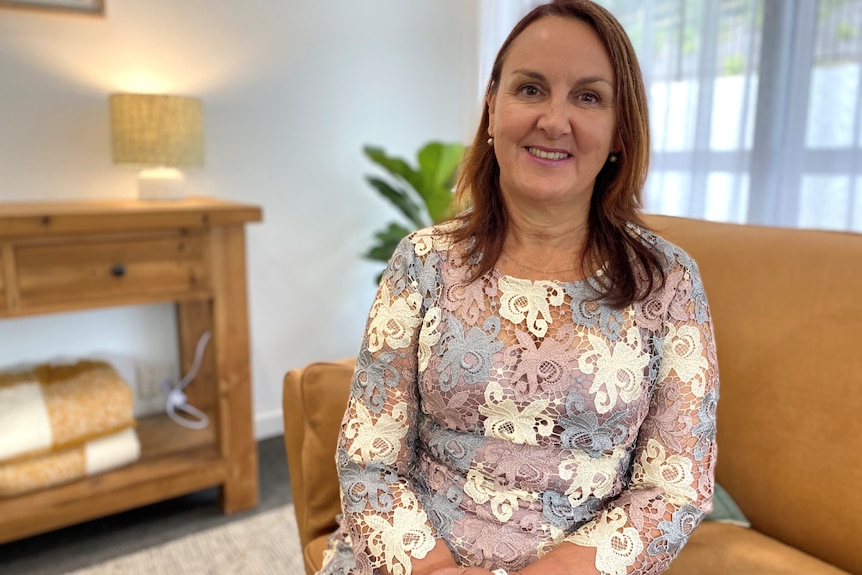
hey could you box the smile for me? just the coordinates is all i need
[526,147,571,161]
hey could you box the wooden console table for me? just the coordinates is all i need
[0,197,262,542]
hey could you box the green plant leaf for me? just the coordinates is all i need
[366,176,427,229]
[363,145,423,193]
[361,141,466,284]
[365,222,412,262]
[417,142,465,222]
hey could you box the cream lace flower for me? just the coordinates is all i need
[498,276,564,337]
[658,324,709,396]
[343,401,409,465]
[631,438,697,505]
[464,469,535,522]
[411,226,454,256]
[567,508,643,575]
[479,382,553,445]
[367,284,423,352]
[539,524,567,558]
[579,325,648,413]
[418,307,443,373]
[558,446,626,505]
[362,491,436,575]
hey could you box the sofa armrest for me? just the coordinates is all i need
[283,358,355,575]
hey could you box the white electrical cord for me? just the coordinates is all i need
[161,330,211,430]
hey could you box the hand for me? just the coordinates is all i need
[429,568,496,575]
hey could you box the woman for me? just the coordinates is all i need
[321,1,718,574]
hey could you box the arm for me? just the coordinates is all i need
[515,256,719,575]
[336,236,459,575]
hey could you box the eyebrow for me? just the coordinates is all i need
[510,68,613,88]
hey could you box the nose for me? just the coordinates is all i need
[536,95,571,139]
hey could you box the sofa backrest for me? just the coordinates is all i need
[283,358,355,572]
[643,214,862,574]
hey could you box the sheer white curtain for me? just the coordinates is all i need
[479,0,862,232]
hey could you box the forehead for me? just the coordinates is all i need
[501,16,614,83]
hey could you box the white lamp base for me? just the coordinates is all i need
[137,167,186,201]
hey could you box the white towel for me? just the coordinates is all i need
[0,361,135,464]
[0,427,141,497]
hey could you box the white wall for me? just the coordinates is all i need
[0,0,480,437]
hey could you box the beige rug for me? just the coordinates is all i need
[66,504,305,575]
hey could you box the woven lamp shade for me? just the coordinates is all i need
[110,94,204,167]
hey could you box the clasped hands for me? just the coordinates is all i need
[430,569,514,575]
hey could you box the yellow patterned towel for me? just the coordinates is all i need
[0,427,141,497]
[0,360,135,464]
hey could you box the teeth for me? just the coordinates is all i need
[528,147,569,160]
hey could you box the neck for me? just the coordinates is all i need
[504,197,590,252]
[498,203,593,281]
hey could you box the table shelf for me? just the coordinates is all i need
[0,197,262,542]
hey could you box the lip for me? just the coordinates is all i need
[524,146,572,163]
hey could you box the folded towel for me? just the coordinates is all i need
[0,360,135,464]
[0,427,141,497]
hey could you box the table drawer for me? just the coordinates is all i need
[0,249,6,311]
[15,234,209,309]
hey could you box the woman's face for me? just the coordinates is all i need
[488,16,619,212]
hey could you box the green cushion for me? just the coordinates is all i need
[704,483,750,527]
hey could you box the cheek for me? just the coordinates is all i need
[582,120,617,153]
[495,105,533,142]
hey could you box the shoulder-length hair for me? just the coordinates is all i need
[450,0,663,308]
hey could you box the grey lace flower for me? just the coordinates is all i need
[413,250,443,308]
[382,238,415,297]
[437,316,502,391]
[337,454,397,513]
[647,335,665,383]
[352,348,400,414]
[426,424,485,471]
[541,491,601,530]
[558,390,628,457]
[692,388,718,459]
[670,247,709,324]
[647,504,701,556]
[317,536,356,575]
[566,281,625,341]
[425,484,466,537]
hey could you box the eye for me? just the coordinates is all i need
[578,92,600,104]
[519,84,541,97]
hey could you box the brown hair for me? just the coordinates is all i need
[450,0,663,308]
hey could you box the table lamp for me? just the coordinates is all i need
[110,93,204,200]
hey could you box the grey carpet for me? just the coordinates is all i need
[0,435,293,575]
[65,504,303,575]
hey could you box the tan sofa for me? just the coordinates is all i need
[283,214,862,575]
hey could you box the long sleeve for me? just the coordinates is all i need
[564,253,719,575]
[335,234,442,575]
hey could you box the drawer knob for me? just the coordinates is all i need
[111,263,126,277]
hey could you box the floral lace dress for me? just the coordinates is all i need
[319,222,719,575]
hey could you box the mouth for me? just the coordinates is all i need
[526,147,571,161]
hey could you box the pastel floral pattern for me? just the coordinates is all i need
[498,276,565,337]
[579,324,649,414]
[361,491,436,575]
[325,223,719,575]
[568,508,644,575]
[366,284,423,352]
[479,382,554,445]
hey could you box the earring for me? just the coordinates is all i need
[609,153,619,163]
[487,137,494,146]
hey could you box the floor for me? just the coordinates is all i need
[0,435,293,575]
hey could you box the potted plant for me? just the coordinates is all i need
[363,141,465,280]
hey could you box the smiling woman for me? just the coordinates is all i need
[486,16,619,259]
[0,0,103,15]
[321,2,719,575]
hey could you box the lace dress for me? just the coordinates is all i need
[319,222,719,575]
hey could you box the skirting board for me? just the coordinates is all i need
[254,409,284,440]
